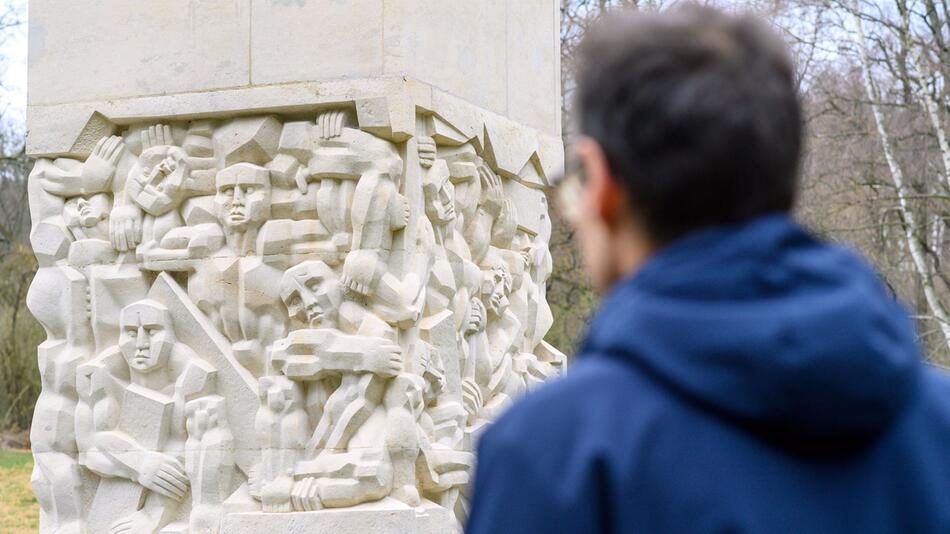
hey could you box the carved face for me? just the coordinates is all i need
[482,263,512,317]
[63,193,111,240]
[119,300,175,374]
[215,163,271,233]
[424,171,456,225]
[451,161,481,227]
[280,260,342,328]
[128,146,189,216]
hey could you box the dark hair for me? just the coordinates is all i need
[575,5,802,244]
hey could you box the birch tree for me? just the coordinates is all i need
[851,3,950,350]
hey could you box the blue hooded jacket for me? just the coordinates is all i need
[467,215,950,533]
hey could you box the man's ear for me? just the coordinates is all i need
[576,138,626,226]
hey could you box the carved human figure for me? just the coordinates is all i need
[127,126,191,217]
[180,163,285,374]
[301,112,410,297]
[31,146,148,358]
[419,393,476,524]
[521,207,555,354]
[418,144,485,447]
[464,164,517,266]
[254,376,309,513]
[112,123,218,254]
[382,345,474,521]
[276,260,402,442]
[466,260,527,426]
[185,395,235,534]
[268,260,403,511]
[25,110,563,532]
[30,135,126,268]
[27,137,129,534]
[27,267,92,534]
[75,300,217,534]
[214,162,272,256]
[499,238,559,389]
[125,125,193,255]
[35,135,125,198]
[62,193,118,267]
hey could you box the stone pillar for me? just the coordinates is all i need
[26,1,564,532]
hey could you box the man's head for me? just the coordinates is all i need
[569,5,801,291]
[119,299,175,374]
[280,260,342,328]
[215,163,272,233]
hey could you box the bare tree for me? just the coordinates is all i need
[0,0,41,433]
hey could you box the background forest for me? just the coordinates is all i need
[2,0,950,439]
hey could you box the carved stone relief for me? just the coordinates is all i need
[28,107,564,533]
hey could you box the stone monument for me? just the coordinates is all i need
[26,1,563,532]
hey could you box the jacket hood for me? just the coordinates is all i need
[583,215,922,453]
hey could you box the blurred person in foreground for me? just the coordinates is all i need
[466,5,950,533]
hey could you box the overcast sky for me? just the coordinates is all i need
[1,0,27,134]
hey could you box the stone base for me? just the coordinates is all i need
[221,498,459,534]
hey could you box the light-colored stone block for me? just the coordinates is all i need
[28,0,251,105]
[250,0,384,85]
[27,2,564,533]
[28,1,560,138]
[223,498,455,533]
[506,0,561,131]
[383,0,508,124]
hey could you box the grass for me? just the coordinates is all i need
[0,450,38,533]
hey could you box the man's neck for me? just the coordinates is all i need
[132,367,171,392]
[608,221,656,287]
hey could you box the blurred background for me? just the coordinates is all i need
[1,0,950,448]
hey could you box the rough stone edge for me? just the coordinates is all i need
[26,76,564,189]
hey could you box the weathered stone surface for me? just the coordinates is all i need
[28,0,251,105]
[28,0,561,152]
[27,2,563,533]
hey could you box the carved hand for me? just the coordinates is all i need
[316,110,346,139]
[417,136,437,168]
[110,508,162,534]
[109,204,143,252]
[363,342,403,377]
[520,248,532,270]
[261,473,294,513]
[466,298,486,335]
[423,358,446,398]
[137,451,189,501]
[141,124,174,149]
[291,476,323,512]
[462,377,483,424]
[340,249,378,296]
[479,165,505,217]
[247,462,262,500]
[81,135,125,193]
[389,193,411,230]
